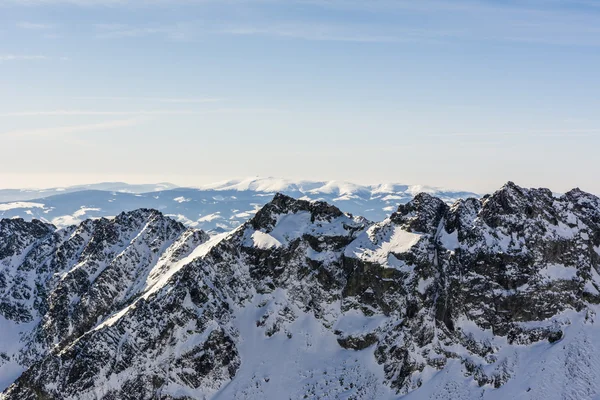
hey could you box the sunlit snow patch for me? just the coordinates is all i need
[0,202,45,211]
[345,222,422,268]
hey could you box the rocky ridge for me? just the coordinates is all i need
[1,183,600,399]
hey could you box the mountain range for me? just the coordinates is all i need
[0,178,477,234]
[1,181,600,399]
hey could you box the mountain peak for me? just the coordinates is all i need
[564,187,600,204]
[390,192,449,233]
[0,217,54,237]
[478,181,555,227]
[250,192,345,231]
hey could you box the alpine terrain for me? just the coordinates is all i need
[1,182,600,399]
[0,178,477,233]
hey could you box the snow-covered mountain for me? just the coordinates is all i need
[0,182,178,202]
[0,178,477,233]
[2,182,600,399]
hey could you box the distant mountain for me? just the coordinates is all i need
[2,182,600,399]
[0,182,178,202]
[0,178,478,233]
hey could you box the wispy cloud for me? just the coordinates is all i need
[0,110,207,117]
[0,54,68,62]
[1,118,141,139]
[0,54,48,62]
[218,24,426,43]
[425,129,600,138]
[7,0,597,46]
[16,21,55,29]
[92,20,455,44]
[80,0,600,46]
[6,0,600,46]
[71,96,223,103]
[4,0,127,5]
[94,24,175,39]
[0,108,280,117]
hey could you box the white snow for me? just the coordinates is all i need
[243,211,360,251]
[439,229,459,250]
[0,178,476,233]
[334,309,388,335]
[199,177,304,192]
[0,316,38,391]
[50,207,104,227]
[143,231,230,298]
[197,177,474,201]
[0,202,45,211]
[198,213,223,222]
[212,290,395,400]
[51,215,83,227]
[72,207,102,218]
[538,264,578,281]
[250,231,282,249]
[93,231,228,332]
[345,222,422,267]
[417,277,433,294]
[268,212,313,245]
[403,308,600,400]
[165,214,199,227]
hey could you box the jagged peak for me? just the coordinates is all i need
[501,180,520,190]
[448,196,481,212]
[390,192,449,234]
[394,192,448,213]
[0,217,55,237]
[489,181,553,200]
[73,208,184,232]
[445,197,482,232]
[112,208,166,221]
[479,182,555,224]
[250,192,345,231]
[493,181,528,199]
[564,187,600,204]
[0,218,55,261]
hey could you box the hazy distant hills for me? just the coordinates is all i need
[0,182,178,202]
[0,178,477,233]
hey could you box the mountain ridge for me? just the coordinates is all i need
[0,178,478,234]
[2,182,600,399]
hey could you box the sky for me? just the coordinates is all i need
[1,0,600,194]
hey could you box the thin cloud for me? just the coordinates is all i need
[93,20,454,44]
[16,21,55,29]
[95,25,173,39]
[71,96,223,103]
[1,119,141,139]
[0,108,279,117]
[7,0,600,46]
[93,22,196,40]
[81,0,600,47]
[425,129,600,138]
[0,110,205,117]
[0,54,48,62]
[4,0,127,4]
[219,25,408,43]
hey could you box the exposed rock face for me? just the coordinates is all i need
[2,183,600,399]
[0,210,210,396]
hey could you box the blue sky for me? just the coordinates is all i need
[1,0,600,194]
